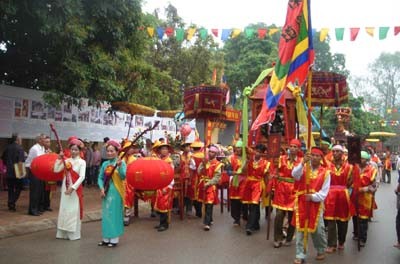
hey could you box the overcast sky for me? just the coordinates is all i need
[142,0,399,76]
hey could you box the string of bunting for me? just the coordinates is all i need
[140,26,400,42]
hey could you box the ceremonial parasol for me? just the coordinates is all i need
[369,131,396,137]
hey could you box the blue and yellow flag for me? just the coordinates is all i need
[251,0,315,131]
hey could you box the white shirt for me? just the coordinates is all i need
[25,143,45,168]
[292,163,331,202]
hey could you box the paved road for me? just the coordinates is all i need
[0,178,399,264]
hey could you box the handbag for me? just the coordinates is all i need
[14,162,26,179]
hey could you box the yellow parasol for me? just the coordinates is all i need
[365,138,380,142]
[111,101,155,116]
[369,131,396,137]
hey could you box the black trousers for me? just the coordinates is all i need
[41,188,51,210]
[274,209,295,242]
[396,209,400,243]
[159,212,168,228]
[352,216,368,243]
[28,169,44,214]
[204,204,213,225]
[245,203,260,231]
[193,200,202,217]
[327,220,349,246]
[231,199,242,223]
[7,178,23,209]
[383,169,391,183]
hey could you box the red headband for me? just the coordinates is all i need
[289,139,301,148]
[311,147,324,157]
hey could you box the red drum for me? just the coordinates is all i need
[30,153,64,181]
[127,157,174,190]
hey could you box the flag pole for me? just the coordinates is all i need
[303,69,313,253]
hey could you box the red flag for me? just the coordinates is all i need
[395,26,400,36]
[211,29,218,37]
[350,28,360,41]
[251,0,314,131]
[165,27,174,37]
[257,28,267,39]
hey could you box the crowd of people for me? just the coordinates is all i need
[0,133,399,263]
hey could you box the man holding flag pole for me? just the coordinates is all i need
[248,0,326,262]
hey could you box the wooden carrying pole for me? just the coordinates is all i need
[303,70,313,253]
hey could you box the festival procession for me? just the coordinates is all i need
[0,0,399,263]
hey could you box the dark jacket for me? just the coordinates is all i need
[2,142,25,179]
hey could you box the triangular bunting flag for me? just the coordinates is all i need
[379,27,389,40]
[175,28,185,42]
[319,28,329,42]
[245,27,256,39]
[165,27,174,37]
[147,27,155,37]
[350,27,360,41]
[211,29,218,37]
[231,28,241,38]
[257,28,267,39]
[156,27,165,39]
[187,28,196,41]
[335,28,344,41]
[365,27,374,37]
[395,26,400,36]
[199,28,208,40]
[221,29,232,41]
[269,28,279,36]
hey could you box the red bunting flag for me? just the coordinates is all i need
[165,27,174,37]
[211,29,218,37]
[350,28,360,41]
[395,26,400,36]
[257,28,267,39]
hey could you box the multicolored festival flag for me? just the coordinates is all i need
[251,0,315,131]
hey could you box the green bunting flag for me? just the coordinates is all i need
[379,27,389,40]
[199,28,208,40]
[175,28,185,42]
[335,28,344,41]
[244,27,255,39]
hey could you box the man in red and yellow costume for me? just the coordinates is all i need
[153,141,175,232]
[383,151,392,184]
[242,144,272,236]
[228,140,246,226]
[197,145,223,231]
[120,141,140,226]
[179,142,196,215]
[190,139,205,217]
[324,145,355,252]
[272,139,303,247]
[291,147,330,264]
[351,151,378,247]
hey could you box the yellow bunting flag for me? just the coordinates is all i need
[231,28,242,38]
[187,28,196,41]
[365,27,375,37]
[319,28,329,42]
[269,28,279,36]
[147,27,154,37]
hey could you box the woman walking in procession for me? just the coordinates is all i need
[98,139,126,247]
[53,138,86,240]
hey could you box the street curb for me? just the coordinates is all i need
[0,210,102,240]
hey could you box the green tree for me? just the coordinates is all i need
[368,52,400,119]
[0,0,151,106]
[223,23,278,107]
[312,33,349,77]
